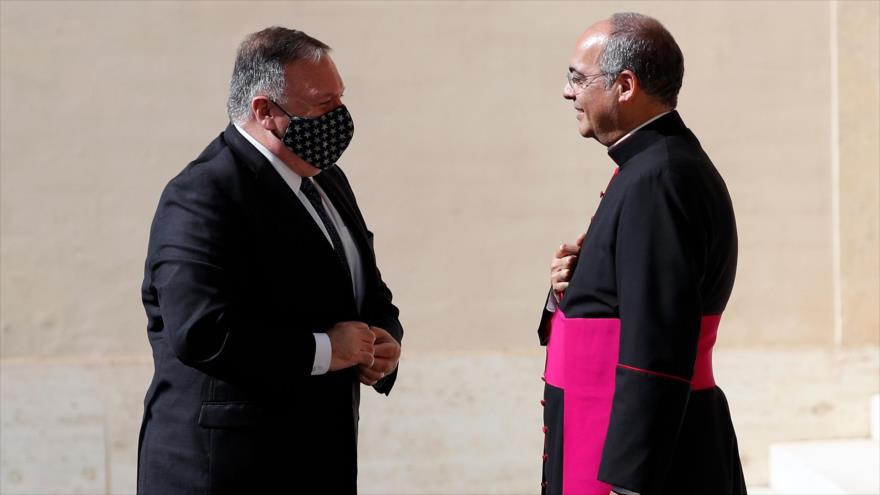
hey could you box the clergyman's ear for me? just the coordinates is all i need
[616,70,638,103]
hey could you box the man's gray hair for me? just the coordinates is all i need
[226,27,330,124]
[599,13,684,108]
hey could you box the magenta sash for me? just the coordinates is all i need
[544,311,720,494]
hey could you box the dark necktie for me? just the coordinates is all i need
[300,177,353,286]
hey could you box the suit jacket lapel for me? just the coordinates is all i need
[223,124,335,252]
[315,171,378,286]
[249,152,360,316]
[257,165,331,243]
[223,124,367,314]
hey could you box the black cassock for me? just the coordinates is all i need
[537,112,747,495]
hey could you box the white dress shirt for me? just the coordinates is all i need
[234,124,365,375]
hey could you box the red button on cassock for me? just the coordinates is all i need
[540,399,546,407]
[542,425,548,434]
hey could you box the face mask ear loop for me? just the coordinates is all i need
[266,98,295,142]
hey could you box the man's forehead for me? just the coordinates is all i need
[571,23,610,68]
[577,31,608,52]
[283,58,343,98]
[301,84,343,99]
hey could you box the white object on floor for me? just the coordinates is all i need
[769,438,880,495]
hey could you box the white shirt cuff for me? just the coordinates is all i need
[311,333,332,375]
[545,291,560,312]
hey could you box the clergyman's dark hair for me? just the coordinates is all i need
[599,13,684,108]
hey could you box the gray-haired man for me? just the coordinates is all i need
[138,27,402,494]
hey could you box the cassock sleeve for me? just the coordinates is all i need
[597,170,706,492]
[148,168,317,386]
[537,288,557,346]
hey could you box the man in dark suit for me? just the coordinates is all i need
[538,13,746,495]
[138,27,402,494]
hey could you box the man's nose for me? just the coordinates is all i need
[562,83,575,100]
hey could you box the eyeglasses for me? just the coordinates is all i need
[566,70,606,92]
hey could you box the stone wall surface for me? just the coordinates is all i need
[2,348,878,493]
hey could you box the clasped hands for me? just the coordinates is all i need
[326,321,401,386]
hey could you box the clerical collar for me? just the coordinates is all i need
[607,111,686,166]
[608,110,673,151]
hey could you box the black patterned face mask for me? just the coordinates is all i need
[270,101,354,170]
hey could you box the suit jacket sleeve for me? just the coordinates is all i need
[147,166,317,386]
[332,167,404,395]
[597,170,706,492]
[364,228,404,396]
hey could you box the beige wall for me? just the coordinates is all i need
[1,1,878,492]
[2,1,876,357]
[838,0,880,345]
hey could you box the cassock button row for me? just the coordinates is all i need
[542,425,548,434]
[542,453,549,462]
[540,399,546,407]
[600,191,605,198]
[541,481,548,488]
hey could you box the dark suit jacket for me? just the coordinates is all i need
[137,124,403,494]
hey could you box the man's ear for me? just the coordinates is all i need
[617,70,638,103]
[251,96,275,130]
